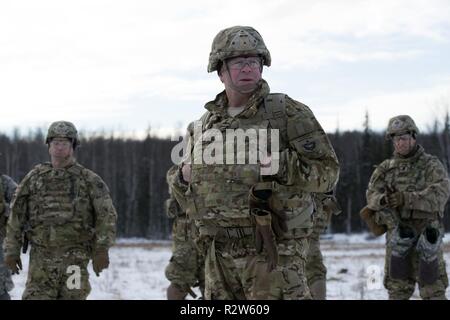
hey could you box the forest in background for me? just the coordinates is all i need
[1,114,450,239]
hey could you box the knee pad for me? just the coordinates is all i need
[417,226,442,285]
[389,224,417,280]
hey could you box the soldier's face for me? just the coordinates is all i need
[393,133,416,155]
[49,138,74,160]
[219,55,262,93]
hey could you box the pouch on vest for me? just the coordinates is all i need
[273,185,314,232]
[359,206,387,237]
[389,224,417,280]
[417,226,442,285]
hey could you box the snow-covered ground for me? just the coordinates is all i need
[8,233,450,300]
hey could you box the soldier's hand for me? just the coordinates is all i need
[254,216,279,272]
[4,255,22,275]
[387,192,404,208]
[92,249,109,276]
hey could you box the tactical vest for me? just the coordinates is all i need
[188,94,314,236]
[383,150,440,220]
[26,163,95,247]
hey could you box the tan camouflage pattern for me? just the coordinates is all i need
[208,26,271,73]
[366,145,449,218]
[3,161,117,299]
[305,194,330,296]
[165,165,205,297]
[384,225,448,299]
[204,234,311,300]
[385,115,419,139]
[306,193,341,299]
[366,145,450,299]
[166,165,189,214]
[165,216,205,297]
[22,246,91,300]
[46,121,79,145]
[170,78,338,300]
[187,80,339,231]
[0,175,17,296]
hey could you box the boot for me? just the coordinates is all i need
[309,279,326,300]
[167,283,187,300]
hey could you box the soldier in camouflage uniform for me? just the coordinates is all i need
[169,26,339,300]
[165,165,205,300]
[0,173,17,300]
[3,121,117,300]
[306,192,341,300]
[366,115,449,299]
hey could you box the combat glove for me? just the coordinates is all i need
[4,255,22,275]
[359,206,387,236]
[387,192,404,208]
[92,248,110,276]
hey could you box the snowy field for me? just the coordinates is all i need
[8,233,450,300]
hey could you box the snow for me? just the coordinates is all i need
[8,233,450,300]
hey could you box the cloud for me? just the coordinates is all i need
[0,0,449,135]
[317,81,450,133]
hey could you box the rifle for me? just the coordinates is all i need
[22,233,29,254]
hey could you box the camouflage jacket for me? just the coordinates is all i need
[169,79,339,237]
[3,160,117,257]
[0,174,17,239]
[366,145,450,226]
[312,192,341,233]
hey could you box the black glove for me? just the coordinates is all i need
[387,192,404,208]
[5,255,22,275]
[92,249,109,276]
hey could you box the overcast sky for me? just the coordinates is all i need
[1,0,449,138]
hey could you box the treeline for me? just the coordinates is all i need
[330,114,450,233]
[0,130,177,239]
[1,120,450,239]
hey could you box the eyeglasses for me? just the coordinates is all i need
[392,134,412,143]
[50,140,72,148]
[227,57,261,70]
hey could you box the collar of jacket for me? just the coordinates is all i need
[393,144,424,161]
[204,79,270,119]
[43,158,78,170]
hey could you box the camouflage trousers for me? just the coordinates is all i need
[384,230,448,300]
[0,238,14,295]
[305,229,326,291]
[305,207,330,299]
[165,217,205,297]
[204,231,311,300]
[23,245,91,300]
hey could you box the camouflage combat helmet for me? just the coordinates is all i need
[46,121,80,146]
[385,115,419,139]
[208,26,271,73]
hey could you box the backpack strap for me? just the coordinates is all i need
[263,93,288,140]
